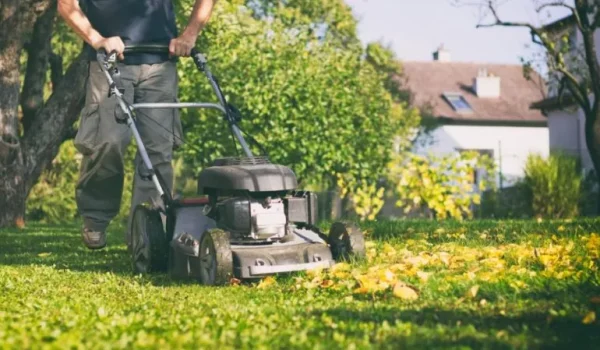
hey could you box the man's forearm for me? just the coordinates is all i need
[182,0,217,38]
[57,0,104,48]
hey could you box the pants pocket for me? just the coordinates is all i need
[74,103,100,155]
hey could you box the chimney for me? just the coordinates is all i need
[473,67,500,98]
[432,44,451,62]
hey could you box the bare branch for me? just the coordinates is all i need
[536,1,575,13]
[537,1,584,32]
[475,0,594,114]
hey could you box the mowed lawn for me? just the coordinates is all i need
[1,218,599,349]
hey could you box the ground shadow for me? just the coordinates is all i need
[0,223,131,273]
[310,306,600,349]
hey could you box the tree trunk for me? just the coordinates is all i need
[584,109,600,215]
[0,0,87,228]
[0,1,27,228]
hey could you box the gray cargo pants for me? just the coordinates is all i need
[74,60,183,241]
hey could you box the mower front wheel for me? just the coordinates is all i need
[130,204,169,274]
[198,228,234,285]
[328,221,366,261]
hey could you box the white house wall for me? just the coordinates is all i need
[413,124,550,187]
[547,107,594,172]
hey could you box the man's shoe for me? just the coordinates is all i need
[82,227,106,250]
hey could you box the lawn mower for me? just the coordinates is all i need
[96,44,366,285]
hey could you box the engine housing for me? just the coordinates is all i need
[215,196,287,241]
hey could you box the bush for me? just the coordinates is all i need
[523,152,581,219]
[27,141,136,225]
[387,150,496,220]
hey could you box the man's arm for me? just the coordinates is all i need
[170,0,218,57]
[57,0,125,58]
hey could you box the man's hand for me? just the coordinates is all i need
[169,32,196,57]
[172,0,217,57]
[93,36,125,60]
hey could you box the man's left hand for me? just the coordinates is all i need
[169,32,196,57]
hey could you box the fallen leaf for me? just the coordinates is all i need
[256,276,276,289]
[37,252,51,257]
[582,311,596,325]
[466,285,479,299]
[416,271,431,282]
[393,282,418,300]
[320,279,334,288]
[590,296,600,305]
[97,307,107,318]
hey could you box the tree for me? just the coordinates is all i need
[0,0,88,228]
[174,0,420,216]
[452,0,600,213]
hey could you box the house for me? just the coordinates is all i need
[530,14,600,175]
[399,45,550,188]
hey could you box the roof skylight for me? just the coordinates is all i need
[443,93,473,113]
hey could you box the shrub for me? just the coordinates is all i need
[27,141,136,225]
[523,152,581,219]
[387,150,496,220]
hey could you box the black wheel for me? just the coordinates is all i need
[198,228,234,285]
[131,204,169,274]
[328,221,366,261]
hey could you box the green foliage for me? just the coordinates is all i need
[26,141,80,223]
[523,152,582,219]
[173,0,418,194]
[387,150,497,220]
[1,218,599,348]
[26,141,136,225]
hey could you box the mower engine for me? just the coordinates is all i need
[215,196,288,241]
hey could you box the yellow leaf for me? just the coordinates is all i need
[392,282,418,300]
[353,286,370,294]
[320,279,334,288]
[582,311,596,324]
[97,307,107,318]
[37,252,51,257]
[466,285,479,299]
[257,276,276,289]
[416,271,431,282]
[380,269,396,283]
[330,262,351,273]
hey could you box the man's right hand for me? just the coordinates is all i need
[93,36,125,60]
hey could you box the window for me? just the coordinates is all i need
[456,148,494,186]
[443,93,473,113]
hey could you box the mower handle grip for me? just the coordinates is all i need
[96,44,205,68]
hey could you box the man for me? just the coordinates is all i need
[57,0,217,249]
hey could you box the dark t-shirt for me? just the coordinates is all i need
[80,0,178,65]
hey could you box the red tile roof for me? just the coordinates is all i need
[398,61,547,124]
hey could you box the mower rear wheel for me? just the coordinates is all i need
[328,221,366,261]
[131,204,169,274]
[198,228,234,285]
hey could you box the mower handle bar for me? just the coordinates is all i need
[95,44,253,158]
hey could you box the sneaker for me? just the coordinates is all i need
[82,227,106,250]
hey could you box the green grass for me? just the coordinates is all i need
[1,218,599,349]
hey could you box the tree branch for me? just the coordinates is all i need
[49,52,64,88]
[477,0,592,113]
[536,1,584,32]
[23,52,88,193]
[20,2,57,133]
